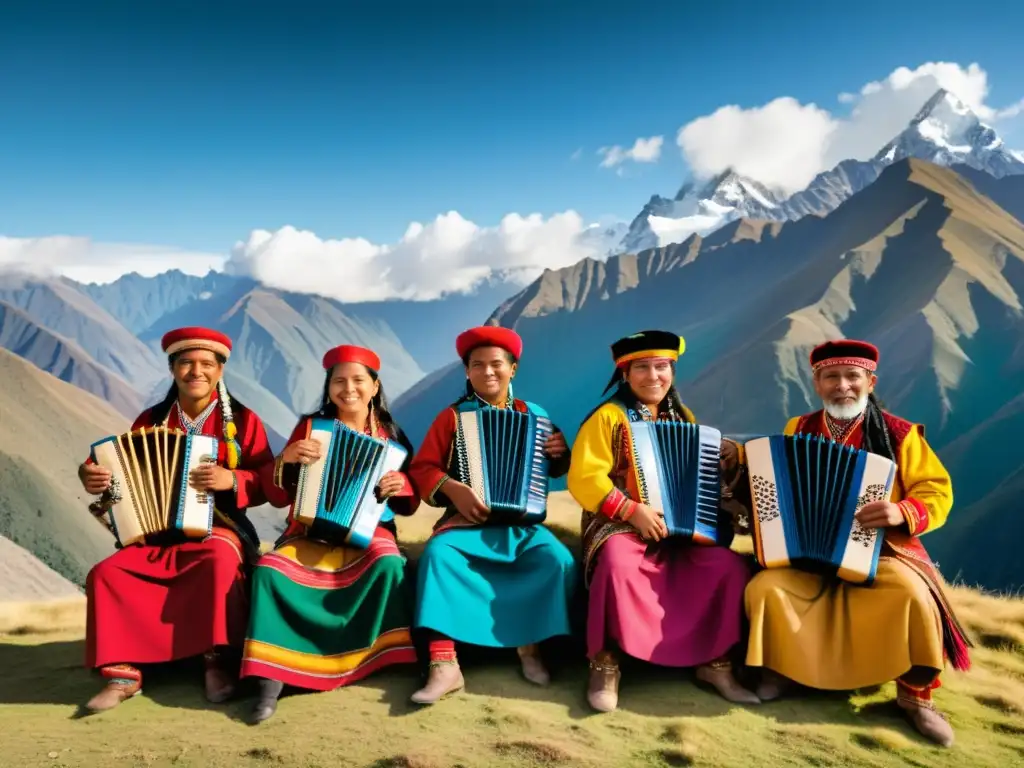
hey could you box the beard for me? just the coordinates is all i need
[824,393,868,421]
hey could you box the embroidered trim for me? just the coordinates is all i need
[599,488,628,519]
[812,356,876,373]
[173,399,217,434]
[899,498,929,535]
[428,475,451,506]
[619,500,637,522]
[824,411,865,445]
[273,454,286,489]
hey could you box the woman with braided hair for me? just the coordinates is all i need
[567,330,758,713]
[78,327,275,713]
[743,339,973,748]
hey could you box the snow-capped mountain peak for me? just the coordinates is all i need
[619,168,785,254]
[872,88,1024,177]
[615,87,1024,256]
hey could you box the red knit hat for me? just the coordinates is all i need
[160,327,232,360]
[321,344,381,372]
[455,326,523,360]
[809,339,879,373]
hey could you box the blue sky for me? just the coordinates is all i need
[0,0,1022,256]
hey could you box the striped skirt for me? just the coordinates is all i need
[240,527,417,691]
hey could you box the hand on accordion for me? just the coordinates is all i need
[855,500,904,529]
[444,480,491,524]
[628,503,669,542]
[79,462,112,495]
[374,471,405,501]
[281,439,323,466]
[188,464,235,492]
[542,431,568,459]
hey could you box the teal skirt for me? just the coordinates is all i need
[414,525,577,647]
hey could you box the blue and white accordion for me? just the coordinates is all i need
[89,426,218,547]
[627,421,723,544]
[744,433,897,585]
[454,403,553,523]
[293,418,409,548]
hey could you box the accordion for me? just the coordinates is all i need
[628,421,723,544]
[745,433,897,585]
[293,418,409,548]
[455,405,553,523]
[89,426,218,547]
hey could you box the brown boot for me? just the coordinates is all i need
[517,644,551,686]
[899,698,955,747]
[587,651,621,712]
[755,668,791,702]
[204,651,237,704]
[85,678,142,712]
[85,664,143,713]
[696,660,760,705]
[410,661,465,705]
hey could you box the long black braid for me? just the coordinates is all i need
[860,392,896,461]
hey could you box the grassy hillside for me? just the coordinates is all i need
[0,349,129,586]
[1,493,1022,768]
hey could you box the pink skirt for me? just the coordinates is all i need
[587,533,751,667]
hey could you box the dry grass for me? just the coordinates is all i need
[2,491,1023,768]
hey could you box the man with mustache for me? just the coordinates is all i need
[77,327,274,712]
[743,339,972,747]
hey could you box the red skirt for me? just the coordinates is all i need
[85,528,249,669]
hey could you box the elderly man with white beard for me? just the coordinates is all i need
[742,340,972,748]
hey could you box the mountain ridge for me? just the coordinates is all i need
[617,88,1024,254]
[393,158,1024,592]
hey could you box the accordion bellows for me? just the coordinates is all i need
[627,421,723,544]
[745,433,897,585]
[455,406,553,523]
[90,426,218,547]
[293,418,408,548]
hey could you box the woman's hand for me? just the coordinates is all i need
[443,480,491,524]
[374,471,405,501]
[281,439,322,466]
[628,503,669,542]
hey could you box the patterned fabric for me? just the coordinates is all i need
[239,528,416,691]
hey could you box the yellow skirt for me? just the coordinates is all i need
[744,557,945,690]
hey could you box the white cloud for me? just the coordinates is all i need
[225,210,608,303]
[570,147,583,161]
[676,61,1024,194]
[598,135,664,168]
[0,236,224,285]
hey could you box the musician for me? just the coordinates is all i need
[77,326,274,712]
[240,344,420,724]
[405,325,578,705]
[567,330,758,712]
[743,339,971,748]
